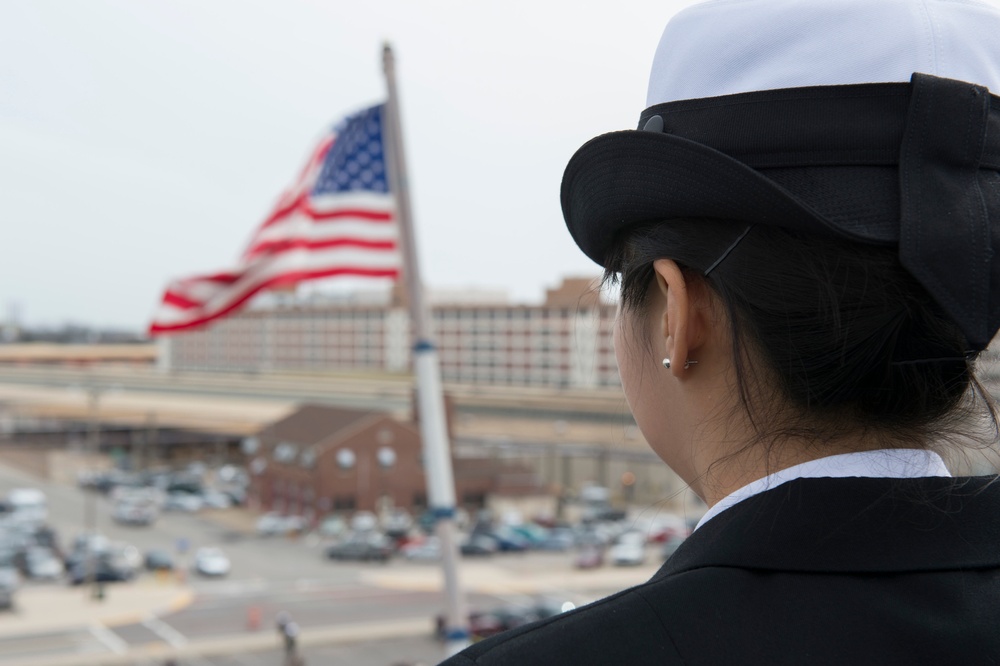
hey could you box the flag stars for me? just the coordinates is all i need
[313,104,388,195]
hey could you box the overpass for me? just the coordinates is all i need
[0,365,637,443]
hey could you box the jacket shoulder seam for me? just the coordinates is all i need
[635,586,688,665]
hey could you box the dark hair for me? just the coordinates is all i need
[604,219,997,448]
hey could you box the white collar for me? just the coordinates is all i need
[694,449,951,531]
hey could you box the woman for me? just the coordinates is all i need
[443,0,1000,664]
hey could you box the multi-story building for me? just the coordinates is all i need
[162,277,621,389]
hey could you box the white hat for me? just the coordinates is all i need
[647,0,1000,105]
[562,0,1000,349]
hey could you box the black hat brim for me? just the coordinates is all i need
[560,128,902,267]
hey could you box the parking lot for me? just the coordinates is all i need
[0,456,689,665]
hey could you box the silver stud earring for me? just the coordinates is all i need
[663,357,698,370]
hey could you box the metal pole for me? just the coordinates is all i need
[86,386,101,600]
[382,43,469,655]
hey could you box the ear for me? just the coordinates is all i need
[652,259,707,377]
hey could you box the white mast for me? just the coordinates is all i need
[381,43,470,656]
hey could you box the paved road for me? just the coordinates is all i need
[200,635,446,666]
[110,582,505,646]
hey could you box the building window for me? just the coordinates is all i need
[333,496,356,511]
[274,442,298,463]
[462,492,487,508]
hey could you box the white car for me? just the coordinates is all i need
[163,493,203,513]
[113,500,158,526]
[193,548,231,577]
[402,537,441,561]
[610,531,647,566]
[24,548,62,580]
[200,490,232,510]
[256,512,306,536]
[350,511,378,532]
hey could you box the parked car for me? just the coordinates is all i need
[5,489,47,526]
[508,523,549,548]
[460,534,498,557]
[316,515,347,539]
[65,533,110,571]
[0,566,18,610]
[381,509,413,538]
[162,493,203,513]
[200,490,233,510]
[68,557,133,585]
[108,543,142,574]
[144,549,174,572]
[538,527,575,552]
[0,543,20,610]
[24,547,63,580]
[221,486,247,507]
[401,537,441,561]
[256,512,306,537]
[112,500,158,526]
[436,599,575,641]
[574,545,605,569]
[610,531,647,566]
[325,534,393,562]
[193,547,231,577]
[484,526,529,552]
[350,511,378,533]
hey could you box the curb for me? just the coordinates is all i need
[99,588,196,629]
[0,583,195,641]
[3,617,432,666]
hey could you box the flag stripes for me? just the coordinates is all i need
[149,104,399,335]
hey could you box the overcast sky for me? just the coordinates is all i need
[1,0,699,331]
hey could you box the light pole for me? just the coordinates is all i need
[85,384,102,600]
[377,444,397,516]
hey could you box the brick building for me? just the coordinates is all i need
[246,404,543,522]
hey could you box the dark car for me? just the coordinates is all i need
[460,534,498,557]
[0,567,17,610]
[68,557,133,585]
[325,535,393,562]
[483,527,529,553]
[144,549,174,571]
[436,600,574,641]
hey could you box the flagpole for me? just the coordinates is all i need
[382,43,470,656]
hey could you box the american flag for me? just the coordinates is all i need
[148,104,400,335]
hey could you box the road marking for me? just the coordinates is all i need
[87,622,128,655]
[142,614,188,648]
[194,577,269,596]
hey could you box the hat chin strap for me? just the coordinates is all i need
[899,73,994,351]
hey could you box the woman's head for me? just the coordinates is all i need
[560,0,1000,491]
[606,221,984,456]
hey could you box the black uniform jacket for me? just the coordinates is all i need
[441,476,1000,665]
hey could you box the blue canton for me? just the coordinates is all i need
[313,104,389,195]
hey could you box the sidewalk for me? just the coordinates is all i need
[362,558,659,596]
[0,578,194,639]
